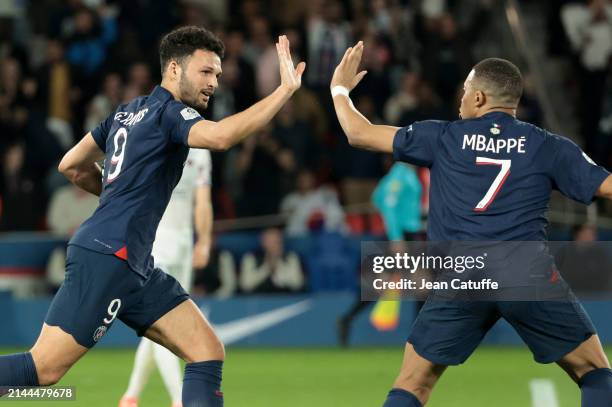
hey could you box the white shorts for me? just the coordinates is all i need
[152,231,194,291]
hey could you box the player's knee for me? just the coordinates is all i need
[184,336,225,363]
[36,365,67,386]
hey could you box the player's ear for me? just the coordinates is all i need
[475,90,486,108]
[167,60,180,81]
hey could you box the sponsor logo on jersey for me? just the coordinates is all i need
[180,107,201,120]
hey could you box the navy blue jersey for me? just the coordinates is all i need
[393,111,610,241]
[70,86,204,276]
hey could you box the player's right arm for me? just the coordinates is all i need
[596,175,612,200]
[58,133,104,196]
[187,35,306,151]
[330,41,398,153]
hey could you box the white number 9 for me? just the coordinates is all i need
[104,298,122,324]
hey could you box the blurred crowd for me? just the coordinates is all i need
[0,0,610,237]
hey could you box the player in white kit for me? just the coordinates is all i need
[119,148,213,407]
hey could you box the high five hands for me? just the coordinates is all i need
[331,41,368,92]
[276,35,306,94]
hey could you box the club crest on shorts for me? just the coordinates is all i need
[93,325,108,342]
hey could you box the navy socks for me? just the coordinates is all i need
[580,368,612,407]
[382,388,422,407]
[182,360,223,407]
[0,353,39,386]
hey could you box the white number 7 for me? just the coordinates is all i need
[474,157,511,212]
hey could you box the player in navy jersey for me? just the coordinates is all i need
[0,27,305,407]
[330,42,612,406]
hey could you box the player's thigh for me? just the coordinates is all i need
[30,324,88,385]
[408,298,500,365]
[557,334,610,383]
[45,245,142,348]
[500,298,597,365]
[143,299,224,363]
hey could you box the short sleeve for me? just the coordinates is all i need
[163,101,205,146]
[90,111,115,151]
[549,134,610,204]
[392,120,446,167]
[194,149,212,186]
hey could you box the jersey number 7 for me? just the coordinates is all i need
[474,157,511,212]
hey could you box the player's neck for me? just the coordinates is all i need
[477,106,516,118]
[159,80,181,101]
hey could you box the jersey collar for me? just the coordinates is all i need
[479,111,514,121]
[150,85,175,103]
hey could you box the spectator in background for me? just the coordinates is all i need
[337,95,385,206]
[45,182,100,290]
[0,142,44,231]
[126,61,153,95]
[192,245,238,299]
[272,100,320,173]
[281,169,346,236]
[222,28,256,112]
[236,127,296,216]
[561,0,612,159]
[239,228,304,293]
[46,183,99,237]
[306,0,351,90]
[384,71,421,125]
[84,72,122,132]
[34,39,73,151]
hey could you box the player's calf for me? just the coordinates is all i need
[145,300,225,407]
[30,324,88,385]
[383,343,446,406]
[557,334,612,406]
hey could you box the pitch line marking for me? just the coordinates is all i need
[529,379,559,407]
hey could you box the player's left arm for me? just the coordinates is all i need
[330,41,398,153]
[58,133,105,196]
[193,184,213,268]
[551,135,611,203]
[192,151,214,268]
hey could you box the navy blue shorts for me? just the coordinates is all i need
[408,295,596,365]
[45,245,189,348]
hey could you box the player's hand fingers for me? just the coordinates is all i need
[352,70,368,88]
[347,41,364,73]
[296,61,306,78]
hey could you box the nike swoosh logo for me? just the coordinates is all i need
[201,300,312,344]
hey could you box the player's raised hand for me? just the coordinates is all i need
[276,35,306,94]
[331,41,368,91]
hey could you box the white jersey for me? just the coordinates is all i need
[152,149,211,286]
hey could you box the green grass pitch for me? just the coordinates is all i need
[3,346,611,406]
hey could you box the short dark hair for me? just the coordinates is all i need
[159,26,225,75]
[472,58,523,106]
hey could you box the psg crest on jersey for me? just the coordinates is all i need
[93,325,108,342]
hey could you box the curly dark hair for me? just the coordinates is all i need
[159,26,225,75]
